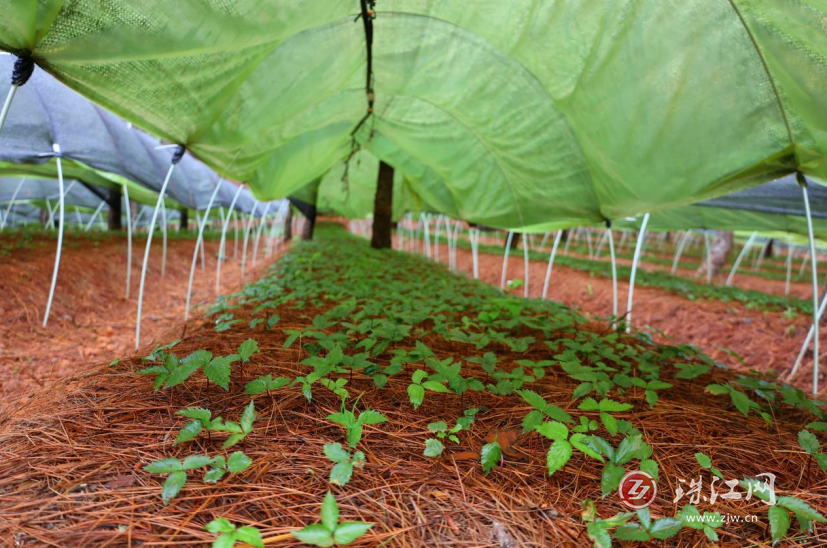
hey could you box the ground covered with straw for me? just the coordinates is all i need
[2,223,826,547]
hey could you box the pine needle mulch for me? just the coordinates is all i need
[1,243,826,547]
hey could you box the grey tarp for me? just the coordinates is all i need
[0,55,271,216]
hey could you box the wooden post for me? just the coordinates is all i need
[107,188,122,230]
[371,160,394,249]
[179,208,189,231]
[301,204,317,240]
[283,206,293,241]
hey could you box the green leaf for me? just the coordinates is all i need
[768,506,790,546]
[236,526,264,547]
[601,463,625,496]
[240,400,256,433]
[408,384,425,409]
[546,440,573,475]
[324,442,350,463]
[182,455,214,470]
[649,517,684,540]
[164,359,203,389]
[695,452,712,469]
[613,524,651,541]
[798,429,820,455]
[600,413,618,436]
[517,389,546,411]
[161,470,187,505]
[145,458,183,474]
[598,399,633,412]
[174,420,203,445]
[544,404,573,423]
[227,451,252,473]
[481,442,502,475]
[266,314,281,329]
[424,439,444,458]
[292,524,334,547]
[587,522,612,548]
[346,423,363,448]
[177,407,212,423]
[729,390,754,416]
[222,433,246,449]
[578,397,600,411]
[614,435,643,466]
[320,491,339,531]
[678,505,703,530]
[644,389,659,408]
[570,433,604,462]
[205,517,236,534]
[213,533,236,548]
[411,370,428,384]
[333,522,373,545]
[674,363,711,379]
[422,381,450,393]
[203,468,226,483]
[522,410,545,433]
[805,421,827,431]
[777,496,827,523]
[639,458,659,480]
[238,338,259,363]
[535,421,569,441]
[358,410,387,425]
[330,461,354,486]
[204,357,232,390]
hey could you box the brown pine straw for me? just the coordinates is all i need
[1,259,827,546]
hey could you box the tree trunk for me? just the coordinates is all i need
[179,208,189,232]
[371,160,394,249]
[764,239,774,258]
[107,189,122,231]
[301,205,317,240]
[283,207,293,241]
[697,231,733,277]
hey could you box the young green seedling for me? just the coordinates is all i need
[245,374,290,395]
[577,397,634,436]
[327,406,387,449]
[324,442,366,486]
[205,517,263,548]
[174,407,225,445]
[211,400,256,449]
[292,492,373,547]
[144,451,251,504]
[407,369,450,410]
[423,409,478,458]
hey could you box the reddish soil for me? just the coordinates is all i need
[0,233,284,399]
[426,242,824,393]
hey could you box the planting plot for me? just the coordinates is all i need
[0,231,279,400]
[2,224,825,547]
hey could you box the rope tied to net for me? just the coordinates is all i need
[11,54,34,86]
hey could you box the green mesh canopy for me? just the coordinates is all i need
[1,1,825,230]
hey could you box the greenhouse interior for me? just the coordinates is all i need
[1,2,827,547]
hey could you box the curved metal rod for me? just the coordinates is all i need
[42,144,65,328]
[542,231,563,300]
[123,185,132,298]
[135,162,176,349]
[608,227,618,327]
[184,179,223,320]
[626,214,650,333]
[725,231,758,287]
[216,186,244,294]
[501,231,514,289]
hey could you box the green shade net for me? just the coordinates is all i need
[1,1,825,230]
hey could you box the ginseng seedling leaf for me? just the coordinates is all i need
[204,357,232,391]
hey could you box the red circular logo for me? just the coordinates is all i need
[618,471,657,509]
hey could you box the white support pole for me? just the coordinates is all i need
[799,250,810,278]
[542,230,563,300]
[1,178,25,230]
[433,215,442,262]
[241,203,258,278]
[42,144,65,328]
[608,226,618,326]
[670,231,691,275]
[801,177,820,394]
[84,200,106,232]
[522,232,530,298]
[0,84,18,136]
[233,210,240,258]
[160,200,167,277]
[135,160,177,349]
[585,228,594,258]
[785,237,793,296]
[73,206,82,227]
[216,186,244,294]
[626,213,650,333]
[725,231,758,287]
[595,229,608,258]
[752,238,771,271]
[471,227,480,279]
[540,231,550,249]
[422,213,431,259]
[618,230,629,254]
[704,232,713,284]
[501,230,514,289]
[563,228,573,255]
[123,185,132,299]
[451,220,460,270]
[184,179,223,320]
[252,202,272,268]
